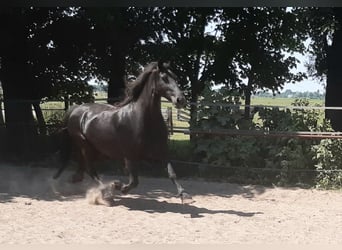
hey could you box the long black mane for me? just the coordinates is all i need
[115,62,158,108]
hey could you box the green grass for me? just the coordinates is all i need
[251,97,324,107]
[170,133,189,140]
[168,139,193,161]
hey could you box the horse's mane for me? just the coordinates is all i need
[114,62,158,107]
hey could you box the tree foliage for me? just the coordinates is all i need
[0,6,328,160]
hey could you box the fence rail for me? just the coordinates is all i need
[2,98,342,139]
[183,129,342,139]
[170,159,342,173]
[187,101,342,110]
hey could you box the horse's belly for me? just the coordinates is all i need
[85,125,141,160]
[85,129,125,159]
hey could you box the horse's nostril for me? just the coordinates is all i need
[177,96,185,103]
[175,97,186,107]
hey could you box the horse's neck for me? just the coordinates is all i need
[136,83,162,116]
[135,95,162,116]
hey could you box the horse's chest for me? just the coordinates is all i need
[123,118,168,158]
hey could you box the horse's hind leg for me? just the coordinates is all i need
[167,162,193,204]
[120,159,139,194]
[71,165,85,183]
[53,128,72,179]
[79,146,102,185]
[71,134,102,185]
[76,143,115,206]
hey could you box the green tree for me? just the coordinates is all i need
[129,7,221,133]
[215,7,307,118]
[0,8,52,156]
[305,7,342,131]
[135,7,308,128]
[84,7,161,102]
[0,7,163,158]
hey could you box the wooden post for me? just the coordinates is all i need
[167,107,173,136]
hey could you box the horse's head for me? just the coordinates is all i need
[155,61,186,109]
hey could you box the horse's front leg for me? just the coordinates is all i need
[167,162,194,204]
[121,159,139,194]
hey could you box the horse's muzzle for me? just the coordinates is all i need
[174,95,186,109]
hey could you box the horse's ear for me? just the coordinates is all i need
[158,61,171,72]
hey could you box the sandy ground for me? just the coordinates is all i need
[0,164,342,244]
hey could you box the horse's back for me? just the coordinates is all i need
[65,103,113,133]
[68,103,114,119]
[75,103,114,113]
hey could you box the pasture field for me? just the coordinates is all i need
[251,96,324,107]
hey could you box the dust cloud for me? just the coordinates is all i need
[0,163,103,201]
[85,184,115,206]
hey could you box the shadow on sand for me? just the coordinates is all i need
[0,165,265,218]
[113,195,263,218]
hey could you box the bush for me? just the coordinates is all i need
[256,98,323,185]
[313,138,342,189]
[192,87,341,187]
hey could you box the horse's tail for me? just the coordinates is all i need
[52,105,78,179]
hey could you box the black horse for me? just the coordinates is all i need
[53,62,192,204]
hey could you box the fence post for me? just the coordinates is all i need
[0,99,4,125]
[64,95,70,111]
[32,101,47,135]
[167,107,173,136]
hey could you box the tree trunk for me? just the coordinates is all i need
[0,100,5,157]
[0,9,40,160]
[1,59,38,160]
[107,51,126,104]
[244,77,253,119]
[189,77,205,142]
[2,98,37,159]
[189,41,206,141]
[325,27,342,131]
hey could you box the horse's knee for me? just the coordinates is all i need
[128,178,139,188]
[167,163,177,179]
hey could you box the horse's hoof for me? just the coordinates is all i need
[100,185,114,199]
[101,197,115,207]
[111,180,123,191]
[121,185,130,195]
[95,195,115,207]
[87,186,115,207]
[180,192,194,204]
